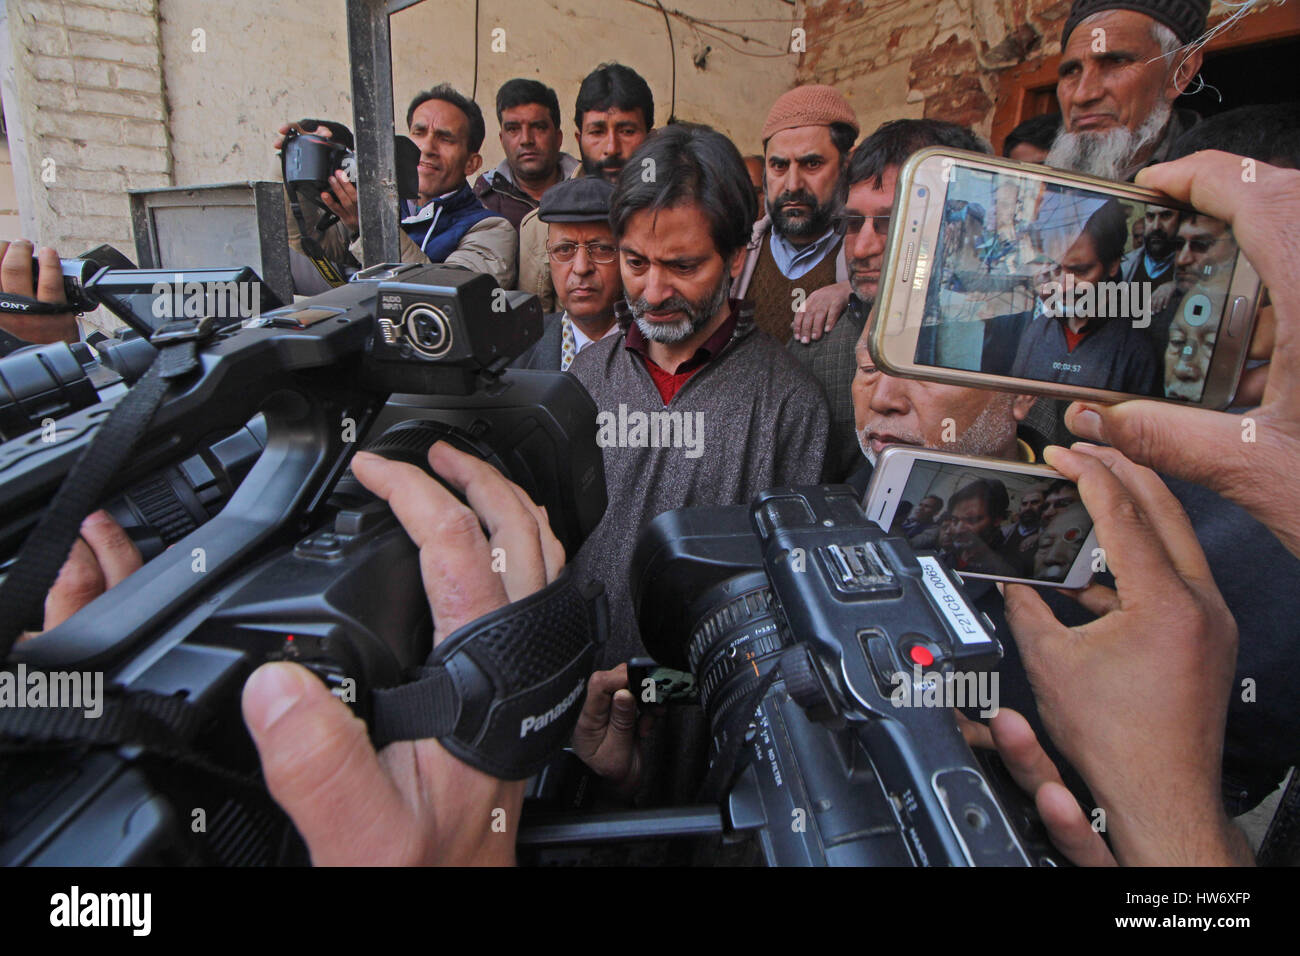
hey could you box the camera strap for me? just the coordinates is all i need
[0,681,269,803]
[370,569,607,780]
[0,318,211,656]
[287,193,347,289]
[697,662,783,803]
[0,293,80,315]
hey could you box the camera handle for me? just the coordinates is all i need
[0,316,215,656]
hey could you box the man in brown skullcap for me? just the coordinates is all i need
[734,84,858,346]
[1046,0,1208,181]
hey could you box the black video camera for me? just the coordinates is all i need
[0,250,283,441]
[518,486,1056,867]
[280,121,420,213]
[0,263,606,865]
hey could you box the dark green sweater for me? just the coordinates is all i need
[569,302,831,664]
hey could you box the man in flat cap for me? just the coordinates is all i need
[735,84,859,346]
[512,177,622,371]
[1046,0,1208,181]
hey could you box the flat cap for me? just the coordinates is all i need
[1062,0,1210,47]
[761,84,859,144]
[538,176,615,223]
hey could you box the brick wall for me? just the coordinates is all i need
[794,0,1291,143]
[795,0,1071,141]
[3,0,171,257]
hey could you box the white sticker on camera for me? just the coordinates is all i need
[915,556,991,646]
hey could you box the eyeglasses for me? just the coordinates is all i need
[832,213,891,238]
[1171,235,1228,256]
[546,240,618,263]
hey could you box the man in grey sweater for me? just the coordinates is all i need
[568,124,831,669]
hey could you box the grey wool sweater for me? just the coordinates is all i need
[568,301,832,665]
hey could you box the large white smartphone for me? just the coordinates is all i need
[868,148,1263,408]
[864,446,1098,589]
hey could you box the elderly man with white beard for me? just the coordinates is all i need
[1045,0,1208,182]
[843,307,1300,842]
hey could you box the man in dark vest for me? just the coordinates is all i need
[734,84,858,346]
[809,119,994,481]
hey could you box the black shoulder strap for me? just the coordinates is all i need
[0,319,210,656]
[0,683,264,796]
[696,662,783,803]
[0,294,76,315]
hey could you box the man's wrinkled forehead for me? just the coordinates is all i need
[1179,214,1227,241]
[1060,9,1165,73]
[846,167,900,216]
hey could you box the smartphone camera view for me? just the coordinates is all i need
[885,460,1094,584]
[917,164,1241,403]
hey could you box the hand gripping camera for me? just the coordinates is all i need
[0,263,606,865]
[626,485,1051,866]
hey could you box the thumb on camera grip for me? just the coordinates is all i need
[242,662,414,865]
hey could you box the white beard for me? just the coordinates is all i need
[630,274,732,344]
[858,429,877,466]
[1046,100,1172,180]
[634,314,698,343]
[856,395,1019,468]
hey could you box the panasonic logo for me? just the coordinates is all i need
[519,678,586,738]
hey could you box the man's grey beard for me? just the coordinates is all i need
[1046,99,1171,180]
[631,274,732,344]
[856,394,1018,467]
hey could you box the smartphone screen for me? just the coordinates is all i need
[915,164,1242,403]
[877,457,1094,585]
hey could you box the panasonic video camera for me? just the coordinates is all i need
[0,262,606,865]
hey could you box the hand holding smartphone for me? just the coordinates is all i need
[864,446,1099,588]
[868,148,1262,408]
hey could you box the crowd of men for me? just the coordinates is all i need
[894,477,1088,582]
[6,0,1300,867]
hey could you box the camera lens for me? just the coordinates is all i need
[686,570,787,731]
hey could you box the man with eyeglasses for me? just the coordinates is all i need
[513,178,622,371]
[1144,210,1237,356]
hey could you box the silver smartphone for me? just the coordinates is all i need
[869,148,1263,408]
[864,446,1098,589]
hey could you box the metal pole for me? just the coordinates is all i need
[346,0,402,265]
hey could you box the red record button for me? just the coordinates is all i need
[908,645,934,667]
